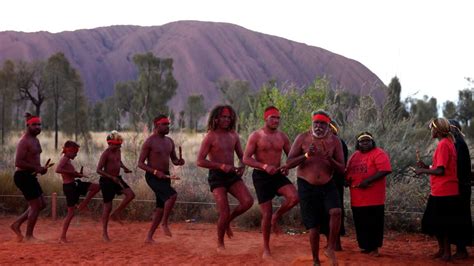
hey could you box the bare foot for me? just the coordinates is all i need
[161,225,172,237]
[369,249,380,257]
[262,249,272,259]
[313,260,321,266]
[10,223,24,242]
[24,236,42,243]
[102,234,111,242]
[144,238,156,244]
[58,237,69,244]
[324,248,338,266]
[226,225,233,239]
[216,243,225,252]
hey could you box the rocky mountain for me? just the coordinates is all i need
[0,21,386,111]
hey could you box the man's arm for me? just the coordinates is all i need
[285,133,313,169]
[243,132,265,169]
[327,137,345,174]
[234,132,246,176]
[170,138,185,166]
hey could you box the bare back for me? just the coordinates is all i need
[291,131,344,185]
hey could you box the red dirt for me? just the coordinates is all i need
[0,216,472,265]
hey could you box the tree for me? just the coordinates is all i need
[442,100,457,119]
[185,94,206,131]
[131,52,178,129]
[408,96,438,125]
[0,60,16,145]
[16,61,47,116]
[358,95,378,123]
[216,79,252,116]
[60,69,89,141]
[89,101,105,131]
[44,52,74,150]
[457,88,474,126]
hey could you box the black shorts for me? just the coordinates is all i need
[63,179,92,207]
[99,176,130,203]
[14,170,43,201]
[297,178,341,230]
[145,172,177,208]
[208,169,242,192]
[252,169,292,204]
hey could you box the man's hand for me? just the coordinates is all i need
[220,164,234,173]
[235,166,245,177]
[279,165,289,176]
[263,164,278,175]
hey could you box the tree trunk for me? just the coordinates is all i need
[1,93,5,146]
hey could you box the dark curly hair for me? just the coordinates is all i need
[207,105,237,131]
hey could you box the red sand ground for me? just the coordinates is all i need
[0,216,473,265]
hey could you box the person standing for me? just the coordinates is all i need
[197,105,253,251]
[345,132,392,257]
[138,115,184,243]
[415,118,460,261]
[285,110,345,265]
[243,106,299,258]
[448,119,472,259]
[10,113,49,242]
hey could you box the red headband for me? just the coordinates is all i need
[107,139,123,145]
[62,147,79,154]
[312,114,331,124]
[155,117,170,125]
[26,116,41,125]
[264,109,280,120]
[220,107,231,116]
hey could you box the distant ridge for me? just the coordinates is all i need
[0,21,385,111]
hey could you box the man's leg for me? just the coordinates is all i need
[102,202,112,241]
[272,184,299,234]
[212,187,230,250]
[145,207,163,243]
[227,180,254,237]
[60,207,75,243]
[325,207,341,265]
[25,195,46,241]
[259,200,273,258]
[161,193,177,237]
[110,188,135,221]
[309,227,321,265]
[78,184,100,211]
[10,207,29,241]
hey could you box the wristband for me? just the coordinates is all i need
[220,164,226,171]
[304,152,310,159]
[153,169,158,176]
[262,164,268,171]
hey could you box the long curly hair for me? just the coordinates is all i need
[207,105,237,131]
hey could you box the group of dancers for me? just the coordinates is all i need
[9,105,472,265]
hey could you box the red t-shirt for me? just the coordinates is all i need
[346,147,392,207]
[430,138,458,196]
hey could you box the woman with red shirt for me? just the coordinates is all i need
[345,132,392,257]
[415,117,460,261]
